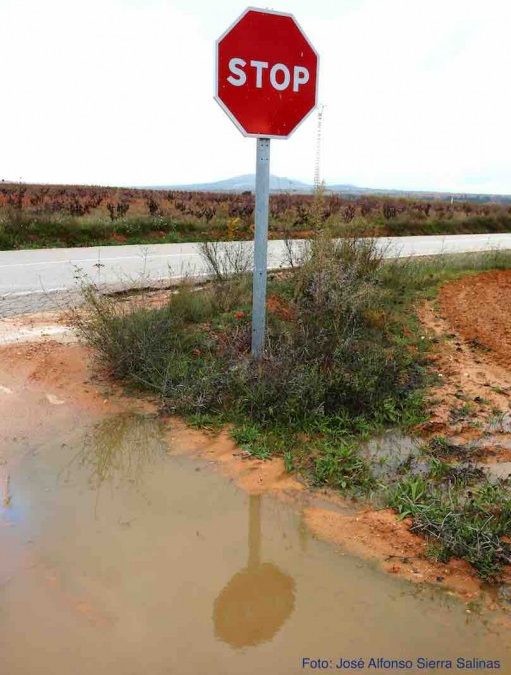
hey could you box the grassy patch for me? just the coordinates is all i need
[387,469,511,580]
[311,440,375,492]
[231,424,272,460]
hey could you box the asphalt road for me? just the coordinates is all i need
[1,233,511,315]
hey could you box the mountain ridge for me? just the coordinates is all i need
[148,174,510,202]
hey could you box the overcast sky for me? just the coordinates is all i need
[1,0,510,193]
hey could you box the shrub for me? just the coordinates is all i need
[199,240,253,281]
[222,236,423,427]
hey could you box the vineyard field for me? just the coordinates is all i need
[1,182,510,250]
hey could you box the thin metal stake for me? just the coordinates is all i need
[251,137,271,358]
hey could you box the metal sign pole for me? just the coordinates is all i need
[251,137,271,358]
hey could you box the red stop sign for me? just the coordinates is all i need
[215,8,319,139]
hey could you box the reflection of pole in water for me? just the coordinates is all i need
[298,511,309,554]
[213,494,296,649]
[248,494,261,568]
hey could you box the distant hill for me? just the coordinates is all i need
[149,174,511,203]
[151,174,310,193]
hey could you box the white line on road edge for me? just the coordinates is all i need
[0,251,201,269]
[2,287,69,297]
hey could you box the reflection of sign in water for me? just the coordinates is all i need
[213,495,295,648]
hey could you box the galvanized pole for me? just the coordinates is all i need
[251,137,271,358]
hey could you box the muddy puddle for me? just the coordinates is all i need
[2,408,511,674]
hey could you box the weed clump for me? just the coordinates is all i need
[388,473,511,580]
[311,441,375,492]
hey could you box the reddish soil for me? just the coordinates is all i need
[304,507,483,598]
[439,270,511,368]
[418,272,511,455]
[418,303,511,438]
[110,232,128,243]
[303,270,511,601]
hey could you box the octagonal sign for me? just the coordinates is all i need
[215,8,319,139]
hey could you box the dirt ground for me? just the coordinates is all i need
[419,270,511,462]
[439,270,511,367]
[2,270,511,602]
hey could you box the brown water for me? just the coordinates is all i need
[2,407,511,674]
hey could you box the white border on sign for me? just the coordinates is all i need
[213,6,320,140]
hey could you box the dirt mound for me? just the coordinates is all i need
[439,270,511,367]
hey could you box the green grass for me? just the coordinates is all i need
[387,469,511,580]
[1,210,511,250]
[0,214,218,250]
[231,424,272,460]
[311,440,375,492]
[74,237,511,579]
[383,214,511,237]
